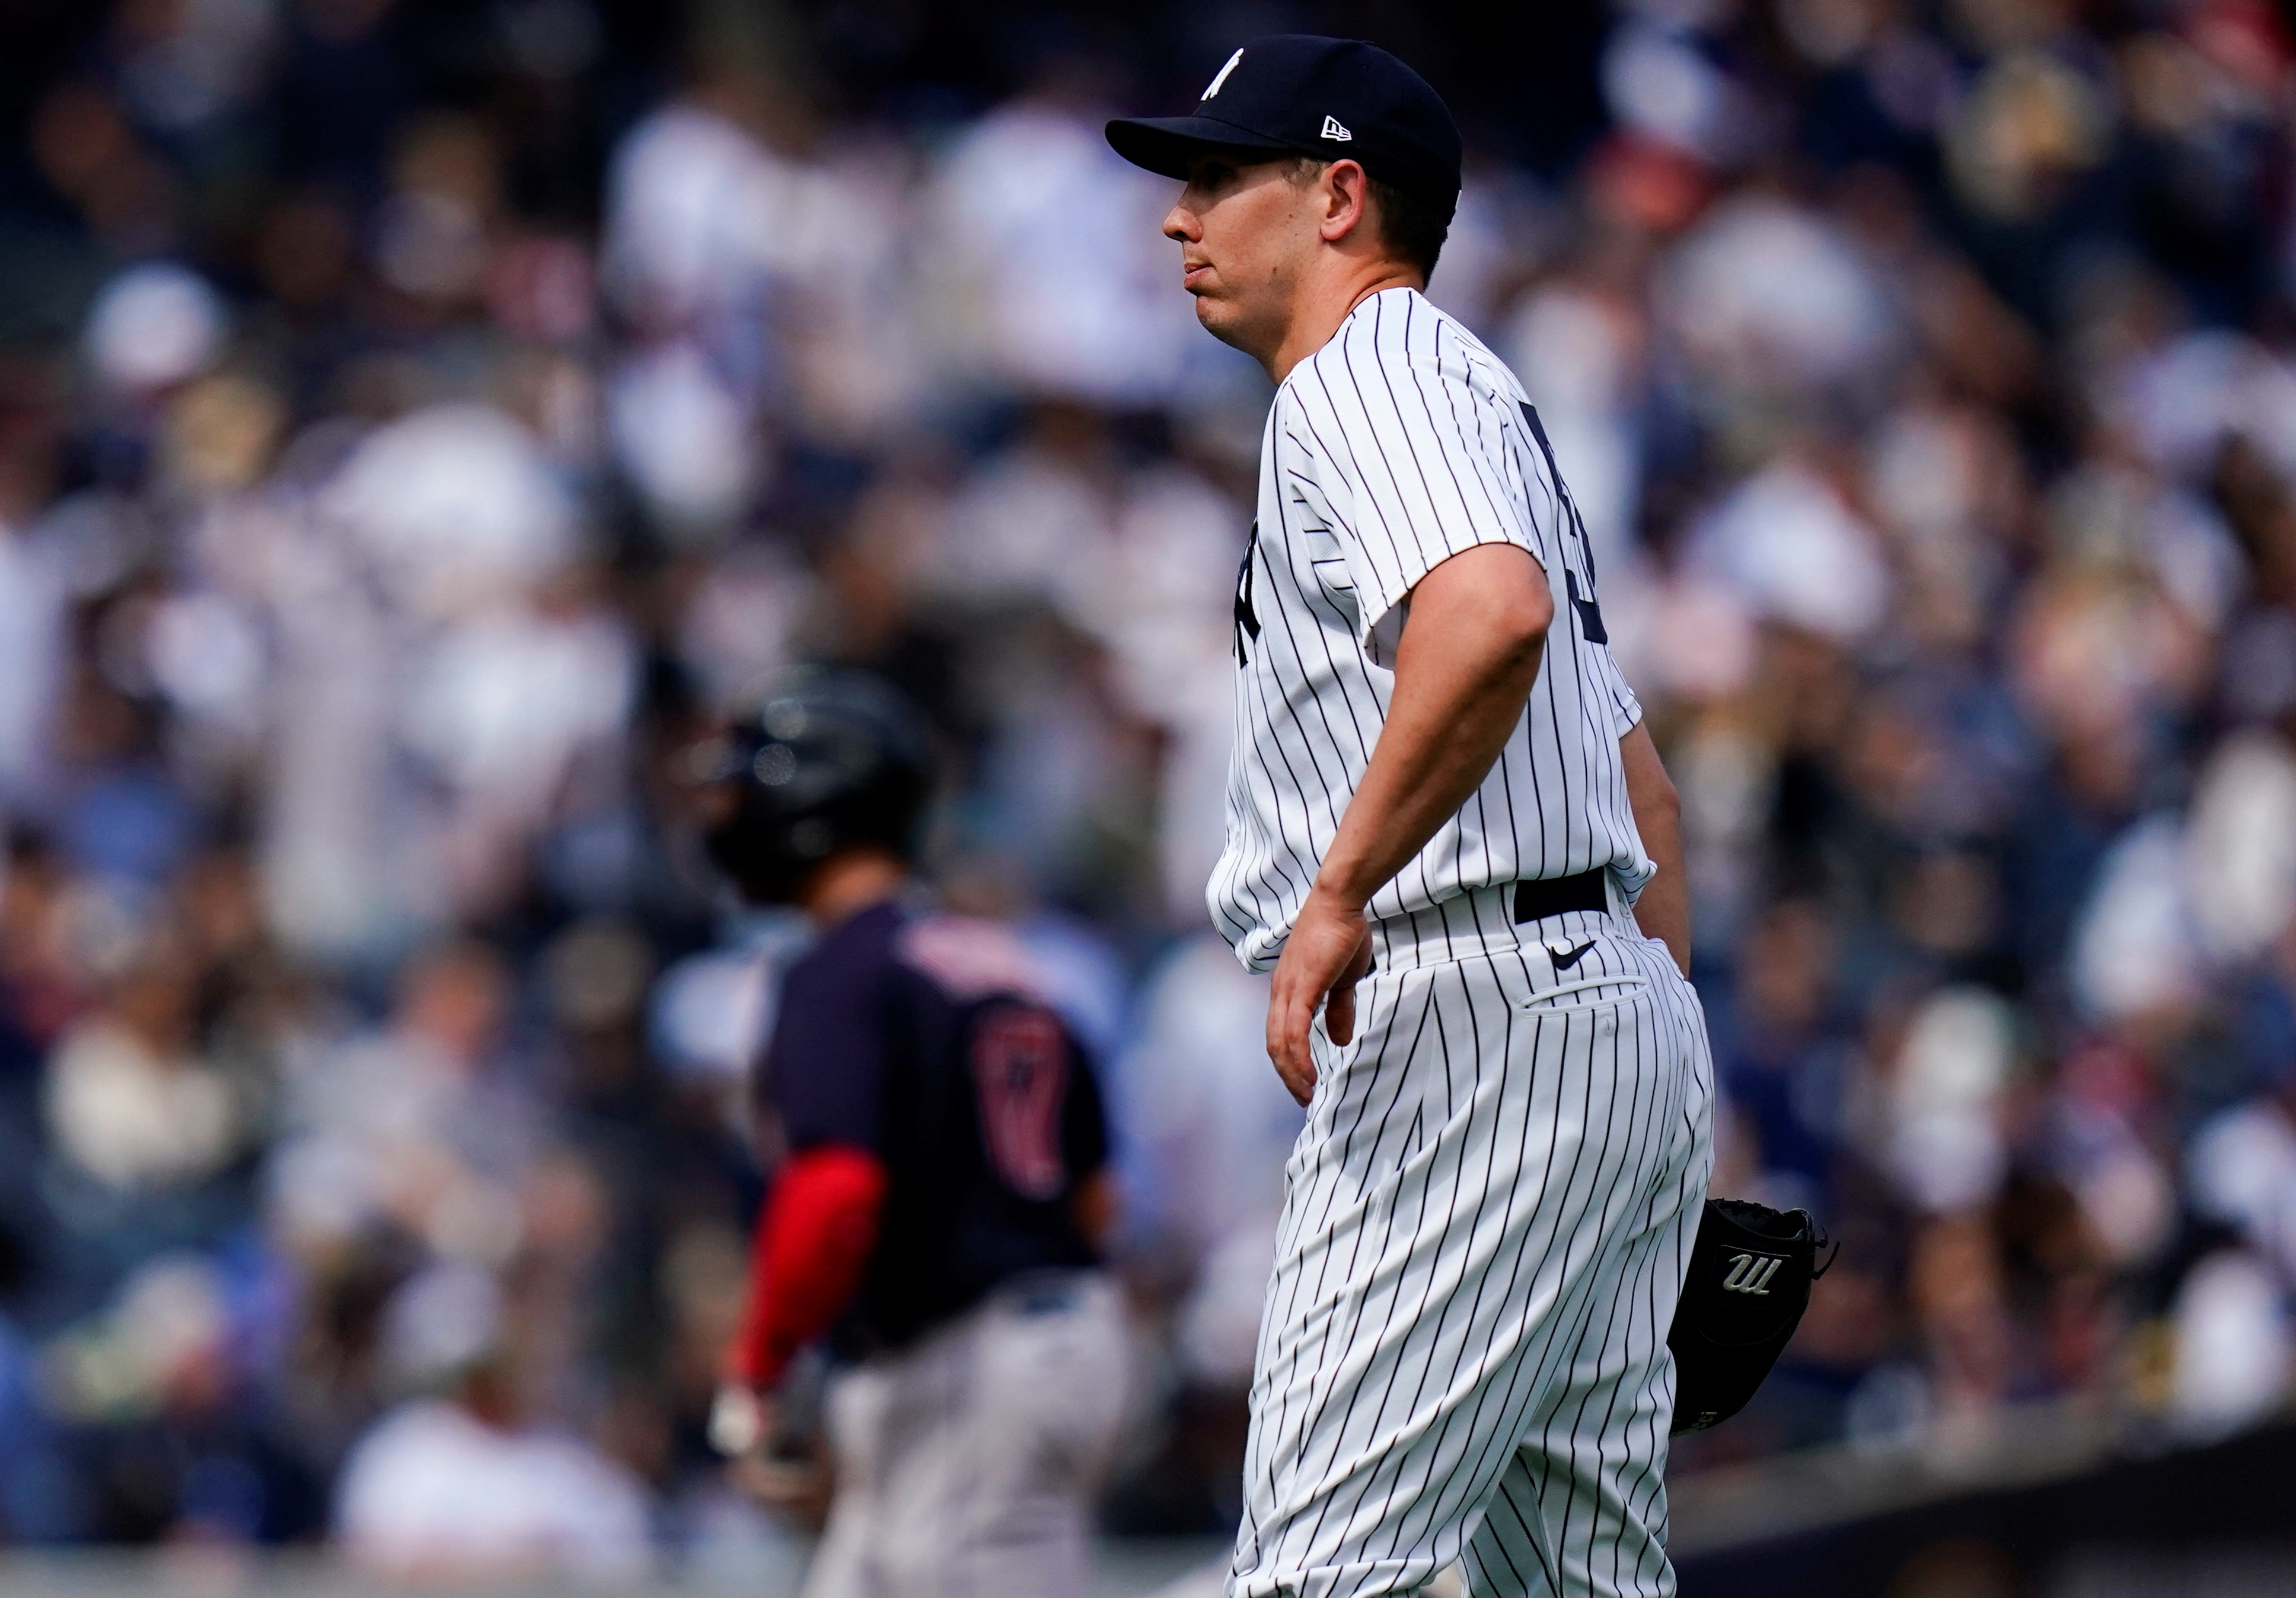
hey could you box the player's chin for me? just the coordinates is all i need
[1192,301,1254,355]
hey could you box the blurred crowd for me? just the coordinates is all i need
[2,0,2296,1578]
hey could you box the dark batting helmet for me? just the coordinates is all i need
[689,666,938,905]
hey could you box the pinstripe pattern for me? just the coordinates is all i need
[1209,288,1648,975]
[1227,902,1713,1598]
[1210,287,1715,1598]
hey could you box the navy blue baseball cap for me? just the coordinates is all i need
[1106,36,1463,225]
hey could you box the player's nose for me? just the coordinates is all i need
[1162,201,1198,244]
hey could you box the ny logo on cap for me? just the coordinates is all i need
[1203,49,1243,100]
[1321,115,1353,141]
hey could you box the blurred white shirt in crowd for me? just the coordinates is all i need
[260,403,627,959]
[2123,330,2296,486]
[1091,463,1245,919]
[1659,195,1895,397]
[2189,1095,2296,1288]
[2071,814,2206,1023]
[1683,459,1892,642]
[269,1026,540,1265]
[335,1399,652,1584]
[400,601,634,826]
[1118,935,1301,1386]
[323,403,576,621]
[0,520,65,805]
[1884,986,2013,1214]
[934,429,1117,617]
[84,262,226,395]
[608,342,761,535]
[2167,1249,2291,1439]
[1503,283,1644,582]
[46,1017,241,1191]
[605,103,925,451]
[2184,731,2296,965]
[928,101,1192,403]
[602,103,798,334]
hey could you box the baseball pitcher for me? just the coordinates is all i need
[1110,36,1716,1598]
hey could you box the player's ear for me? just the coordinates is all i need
[1318,159,1371,244]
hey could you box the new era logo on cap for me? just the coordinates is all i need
[1321,116,1353,141]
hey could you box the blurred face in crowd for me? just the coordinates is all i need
[1740,899,1831,1034]
[1163,152,1384,369]
[112,949,197,1055]
[397,941,508,1067]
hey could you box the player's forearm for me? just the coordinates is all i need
[727,1144,888,1390]
[1315,546,1553,910]
[1619,722,1691,975]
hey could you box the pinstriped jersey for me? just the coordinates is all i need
[1208,286,1653,973]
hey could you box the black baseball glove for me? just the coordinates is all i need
[1667,1197,1835,1435]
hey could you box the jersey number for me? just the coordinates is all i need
[970,1005,1069,1201]
[1518,403,1607,644]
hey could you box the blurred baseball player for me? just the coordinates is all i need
[1110,37,1715,1598]
[692,668,1125,1598]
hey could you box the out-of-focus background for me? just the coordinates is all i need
[2,0,2295,1593]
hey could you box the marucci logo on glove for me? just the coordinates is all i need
[1669,1198,1835,1433]
[1720,1252,1785,1295]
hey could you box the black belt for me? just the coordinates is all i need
[1513,869,1609,924]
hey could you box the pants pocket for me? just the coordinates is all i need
[1518,972,1649,1014]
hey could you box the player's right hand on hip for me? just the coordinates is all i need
[1267,886,1373,1106]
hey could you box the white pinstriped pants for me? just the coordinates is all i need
[1228,888,1714,1598]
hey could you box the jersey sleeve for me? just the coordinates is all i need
[1292,324,1551,652]
[760,950,892,1154]
[1592,642,1644,738]
[726,1145,888,1389]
